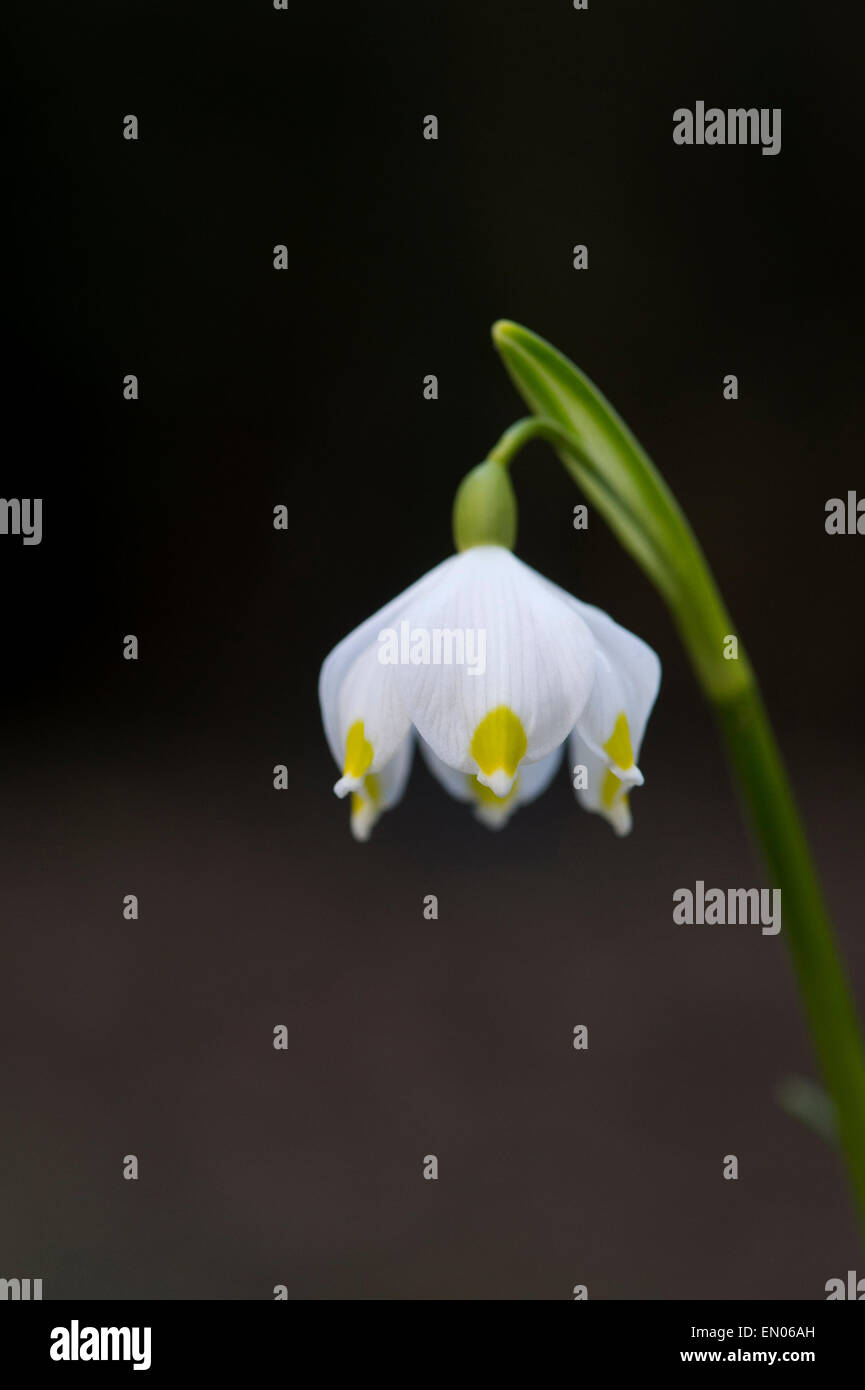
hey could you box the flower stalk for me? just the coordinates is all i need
[491,320,865,1241]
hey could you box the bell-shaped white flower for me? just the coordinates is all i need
[319,544,660,839]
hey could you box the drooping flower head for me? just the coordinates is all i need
[319,454,660,838]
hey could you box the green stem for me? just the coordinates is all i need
[488,415,865,1243]
[716,682,865,1231]
[487,416,559,468]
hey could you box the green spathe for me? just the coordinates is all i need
[491,319,749,701]
[489,319,865,1244]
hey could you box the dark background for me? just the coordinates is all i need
[3,0,863,1298]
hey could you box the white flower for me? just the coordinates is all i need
[319,545,660,840]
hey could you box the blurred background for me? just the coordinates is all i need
[3,0,863,1298]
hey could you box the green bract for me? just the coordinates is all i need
[491,319,748,701]
[488,319,865,1244]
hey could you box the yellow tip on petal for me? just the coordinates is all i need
[343,720,374,779]
[349,774,381,841]
[468,773,519,811]
[603,711,635,772]
[470,772,519,829]
[601,766,622,810]
[470,706,527,796]
[600,769,633,834]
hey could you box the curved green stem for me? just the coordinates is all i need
[487,416,560,468]
[488,324,865,1243]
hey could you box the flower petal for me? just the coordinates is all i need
[516,741,565,803]
[349,735,415,841]
[417,737,473,804]
[330,642,410,797]
[318,555,462,768]
[319,556,463,795]
[395,547,595,795]
[420,736,564,830]
[565,598,661,833]
[570,597,661,774]
[569,726,634,836]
